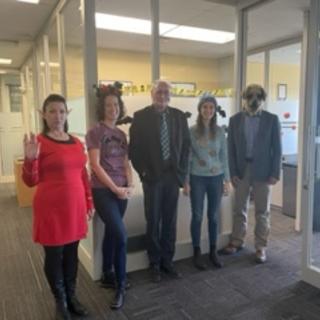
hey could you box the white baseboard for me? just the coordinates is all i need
[271,204,282,212]
[78,243,94,277]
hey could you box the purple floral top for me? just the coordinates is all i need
[86,122,128,188]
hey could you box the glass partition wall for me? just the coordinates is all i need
[247,52,265,87]
[91,0,236,276]
[159,0,235,243]
[48,19,62,94]
[246,1,304,212]
[63,0,86,136]
[95,0,152,257]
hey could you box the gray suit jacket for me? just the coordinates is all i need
[228,110,282,182]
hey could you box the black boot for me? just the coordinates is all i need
[43,245,73,320]
[67,295,89,317]
[63,247,89,317]
[193,246,207,270]
[65,273,89,316]
[110,288,125,310]
[100,271,116,288]
[210,245,223,268]
[55,300,71,320]
[53,280,72,320]
[101,271,131,290]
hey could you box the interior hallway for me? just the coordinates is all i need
[1,183,320,320]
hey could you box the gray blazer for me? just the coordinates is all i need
[228,110,282,182]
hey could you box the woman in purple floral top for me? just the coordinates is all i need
[86,85,133,310]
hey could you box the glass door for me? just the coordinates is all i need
[301,0,320,288]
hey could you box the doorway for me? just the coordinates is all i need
[0,73,24,183]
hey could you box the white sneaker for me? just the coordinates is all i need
[255,249,267,263]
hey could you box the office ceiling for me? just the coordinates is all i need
[0,0,59,69]
[0,0,310,70]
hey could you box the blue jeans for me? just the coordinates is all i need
[190,174,223,247]
[92,188,128,288]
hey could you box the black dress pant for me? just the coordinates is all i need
[142,171,180,267]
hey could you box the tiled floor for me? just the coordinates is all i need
[1,183,320,320]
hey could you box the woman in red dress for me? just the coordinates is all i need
[22,94,93,320]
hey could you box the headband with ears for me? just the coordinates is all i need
[216,105,226,118]
[242,85,267,101]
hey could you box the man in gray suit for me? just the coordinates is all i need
[221,84,282,263]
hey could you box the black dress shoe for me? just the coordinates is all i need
[67,296,89,316]
[110,289,125,310]
[161,264,182,279]
[150,265,161,283]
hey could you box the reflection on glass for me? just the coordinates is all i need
[25,58,37,131]
[22,57,41,132]
[63,0,86,136]
[36,40,46,104]
[246,53,264,86]
[312,55,320,269]
[48,20,62,94]
[96,0,151,133]
[159,0,235,128]
[269,43,301,156]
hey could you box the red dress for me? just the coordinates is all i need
[22,134,93,246]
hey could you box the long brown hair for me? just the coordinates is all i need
[195,94,218,138]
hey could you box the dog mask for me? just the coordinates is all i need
[242,84,267,113]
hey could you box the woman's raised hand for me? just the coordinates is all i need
[23,133,40,160]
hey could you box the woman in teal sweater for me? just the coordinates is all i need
[184,94,230,270]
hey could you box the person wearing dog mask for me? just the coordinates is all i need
[220,84,282,263]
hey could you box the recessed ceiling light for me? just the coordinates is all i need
[163,25,235,44]
[96,13,151,35]
[40,62,60,68]
[0,70,7,74]
[0,58,12,65]
[17,0,40,3]
[95,13,234,44]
